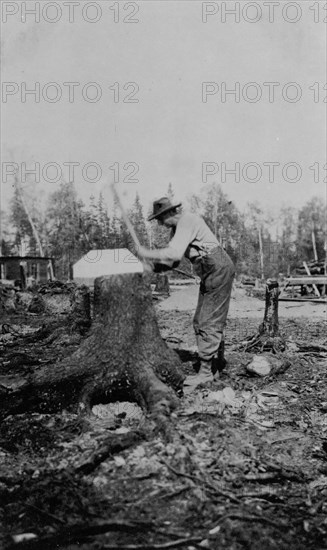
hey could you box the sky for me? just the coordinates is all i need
[1,0,326,221]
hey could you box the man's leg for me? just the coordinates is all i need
[184,268,234,392]
[208,270,234,376]
[184,289,214,390]
[193,286,224,361]
[184,287,223,391]
[193,287,204,352]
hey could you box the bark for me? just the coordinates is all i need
[68,284,91,333]
[0,273,184,420]
[259,279,280,336]
[155,274,170,294]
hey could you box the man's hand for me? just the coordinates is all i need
[136,245,152,260]
[142,261,154,272]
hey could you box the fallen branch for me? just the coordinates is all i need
[270,434,304,445]
[25,503,65,525]
[76,431,145,475]
[240,489,282,499]
[297,344,327,352]
[161,458,201,484]
[161,459,240,504]
[159,487,190,500]
[217,513,289,530]
[9,520,154,550]
[102,540,203,550]
[244,471,301,483]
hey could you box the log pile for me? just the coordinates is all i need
[280,259,327,300]
[295,260,326,276]
[0,280,79,315]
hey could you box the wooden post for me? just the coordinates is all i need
[155,273,170,295]
[260,279,279,337]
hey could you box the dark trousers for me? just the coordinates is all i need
[192,247,235,361]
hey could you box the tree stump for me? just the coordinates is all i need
[154,273,170,295]
[259,279,280,337]
[0,273,184,420]
[242,279,285,353]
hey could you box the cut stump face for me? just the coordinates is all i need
[73,249,143,286]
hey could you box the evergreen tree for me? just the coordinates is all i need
[188,183,242,264]
[0,210,15,255]
[45,181,86,279]
[109,194,125,248]
[128,192,149,250]
[96,193,111,247]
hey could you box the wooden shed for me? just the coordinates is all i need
[0,256,54,287]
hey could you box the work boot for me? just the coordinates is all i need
[191,358,201,373]
[183,360,214,393]
[211,340,227,378]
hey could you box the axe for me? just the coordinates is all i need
[110,183,152,272]
[111,183,142,253]
[111,184,196,279]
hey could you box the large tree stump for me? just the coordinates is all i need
[242,279,285,353]
[0,273,184,420]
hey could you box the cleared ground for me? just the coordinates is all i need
[0,283,326,550]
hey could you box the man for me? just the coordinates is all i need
[137,197,235,391]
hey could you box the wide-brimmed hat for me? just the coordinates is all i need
[148,197,182,221]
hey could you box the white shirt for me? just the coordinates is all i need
[147,212,220,263]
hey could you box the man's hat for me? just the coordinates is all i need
[148,197,182,221]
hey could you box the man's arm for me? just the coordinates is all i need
[137,215,197,262]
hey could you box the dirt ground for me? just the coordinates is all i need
[0,283,327,550]
[158,284,327,350]
[162,283,327,318]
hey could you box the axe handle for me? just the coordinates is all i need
[111,184,142,251]
[172,268,196,280]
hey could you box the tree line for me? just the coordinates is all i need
[0,179,325,281]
